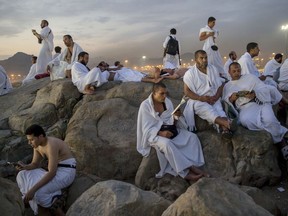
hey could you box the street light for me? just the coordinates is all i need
[281,24,288,58]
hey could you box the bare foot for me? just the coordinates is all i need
[184,171,203,181]
[190,166,211,178]
[83,89,96,95]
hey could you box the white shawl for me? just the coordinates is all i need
[137,94,174,157]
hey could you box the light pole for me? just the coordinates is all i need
[281,24,288,58]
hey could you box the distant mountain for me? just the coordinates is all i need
[0,52,32,76]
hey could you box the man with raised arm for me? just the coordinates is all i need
[32,20,54,75]
[16,124,76,215]
[137,82,207,181]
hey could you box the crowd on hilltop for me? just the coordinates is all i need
[2,16,288,215]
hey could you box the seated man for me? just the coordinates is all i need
[263,53,283,87]
[137,82,207,181]
[47,35,83,80]
[16,124,76,215]
[71,52,107,94]
[183,50,232,133]
[223,62,288,160]
[278,58,288,91]
[98,61,163,83]
[22,56,37,85]
[0,65,13,95]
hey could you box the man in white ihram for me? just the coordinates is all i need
[183,50,232,134]
[137,82,208,181]
[199,16,225,79]
[71,51,107,94]
[0,65,13,96]
[32,20,54,75]
[47,35,83,80]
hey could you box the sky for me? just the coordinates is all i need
[0,0,288,64]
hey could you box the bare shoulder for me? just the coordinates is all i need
[47,136,66,147]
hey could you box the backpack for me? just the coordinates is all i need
[165,36,179,56]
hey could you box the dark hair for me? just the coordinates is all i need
[25,124,46,137]
[32,56,37,61]
[42,20,49,25]
[114,61,120,66]
[228,51,235,58]
[152,82,166,93]
[228,62,241,71]
[208,17,216,23]
[78,51,89,60]
[97,61,106,67]
[170,28,177,35]
[195,50,207,59]
[54,46,61,53]
[63,35,73,40]
[275,53,283,60]
[246,42,258,52]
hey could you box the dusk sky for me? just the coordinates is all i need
[0,0,288,63]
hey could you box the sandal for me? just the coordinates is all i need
[49,192,67,214]
[281,145,288,160]
[229,118,238,132]
[221,130,233,139]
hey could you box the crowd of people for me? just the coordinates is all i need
[1,16,288,215]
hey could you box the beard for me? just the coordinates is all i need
[80,60,87,66]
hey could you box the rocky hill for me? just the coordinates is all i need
[0,78,286,215]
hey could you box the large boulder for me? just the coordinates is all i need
[66,180,171,216]
[162,178,273,216]
[0,177,25,216]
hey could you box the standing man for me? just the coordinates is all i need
[16,124,76,215]
[223,51,237,80]
[47,35,83,79]
[183,50,232,134]
[137,82,206,181]
[199,17,225,78]
[32,20,54,75]
[163,28,180,69]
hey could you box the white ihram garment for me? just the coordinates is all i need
[71,62,107,93]
[16,158,76,215]
[36,26,54,74]
[22,64,37,85]
[183,64,226,131]
[238,52,260,77]
[48,43,83,80]
[263,59,281,88]
[223,74,287,143]
[278,59,288,91]
[199,25,224,76]
[0,65,13,95]
[137,94,205,178]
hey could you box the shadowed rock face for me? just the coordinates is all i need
[0,78,285,214]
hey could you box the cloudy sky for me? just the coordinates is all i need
[0,0,288,63]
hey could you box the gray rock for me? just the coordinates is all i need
[67,180,171,216]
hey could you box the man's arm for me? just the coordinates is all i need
[199,31,214,41]
[17,149,42,170]
[213,83,225,101]
[23,142,59,203]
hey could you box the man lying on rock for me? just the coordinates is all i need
[16,124,76,215]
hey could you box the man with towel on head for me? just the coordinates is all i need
[47,35,83,80]
[16,124,76,215]
[199,17,225,79]
[137,82,207,181]
[71,51,107,94]
[183,50,233,134]
[32,20,54,75]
